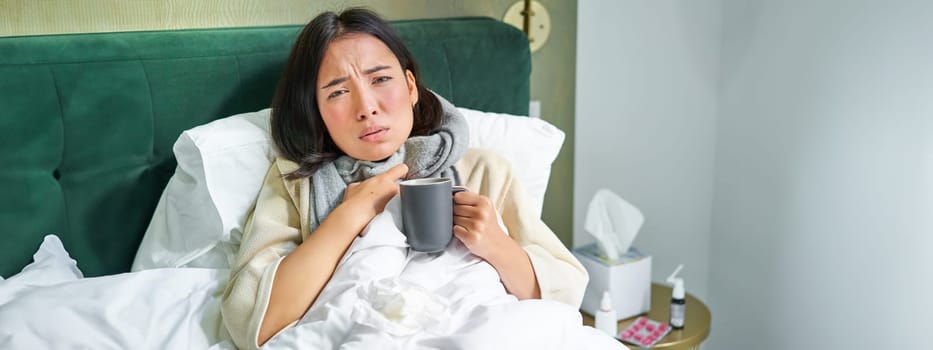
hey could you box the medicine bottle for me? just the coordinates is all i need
[594,291,618,336]
[666,264,686,329]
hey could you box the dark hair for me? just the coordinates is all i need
[271,8,443,179]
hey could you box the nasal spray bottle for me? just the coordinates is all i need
[594,290,617,337]
[666,264,686,329]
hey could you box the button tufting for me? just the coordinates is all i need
[53,169,61,180]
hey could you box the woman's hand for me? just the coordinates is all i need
[452,190,511,260]
[260,164,408,346]
[342,163,409,218]
[453,189,542,300]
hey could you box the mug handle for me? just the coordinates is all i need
[452,186,467,194]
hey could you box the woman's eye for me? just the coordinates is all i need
[373,76,392,84]
[327,89,347,99]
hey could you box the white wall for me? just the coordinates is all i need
[575,0,721,301]
[709,1,933,348]
[578,1,933,348]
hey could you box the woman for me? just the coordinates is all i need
[220,8,587,349]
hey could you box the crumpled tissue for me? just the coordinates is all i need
[584,188,644,261]
[351,278,449,336]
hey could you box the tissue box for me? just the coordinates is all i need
[573,244,651,321]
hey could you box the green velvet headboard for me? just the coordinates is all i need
[0,17,530,278]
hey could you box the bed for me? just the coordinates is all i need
[0,17,624,349]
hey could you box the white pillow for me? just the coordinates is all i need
[459,107,565,217]
[132,107,564,270]
[132,110,274,271]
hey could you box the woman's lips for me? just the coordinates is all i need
[359,126,388,142]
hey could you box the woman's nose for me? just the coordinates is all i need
[353,89,378,120]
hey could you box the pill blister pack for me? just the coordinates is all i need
[617,316,671,348]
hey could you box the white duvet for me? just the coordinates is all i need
[0,236,235,349]
[0,209,625,350]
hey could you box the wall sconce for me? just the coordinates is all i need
[502,0,551,52]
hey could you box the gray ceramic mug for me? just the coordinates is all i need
[399,178,466,252]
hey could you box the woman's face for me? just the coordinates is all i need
[316,33,419,161]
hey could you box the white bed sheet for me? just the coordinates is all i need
[0,209,626,350]
[264,198,626,350]
[0,236,234,349]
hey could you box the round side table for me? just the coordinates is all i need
[582,283,711,350]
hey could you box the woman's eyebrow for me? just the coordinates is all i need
[364,65,391,75]
[320,65,392,90]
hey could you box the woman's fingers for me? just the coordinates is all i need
[453,224,469,238]
[453,190,482,205]
[454,192,495,219]
[364,164,408,192]
[454,213,490,233]
[453,220,497,260]
[453,203,478,218]
[452,215,471,230]
[385,163,409,180]
[343,163,409,212]
[364,163,408,184]
[453,223,482,245]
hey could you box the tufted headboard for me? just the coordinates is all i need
[0,17,530,277]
